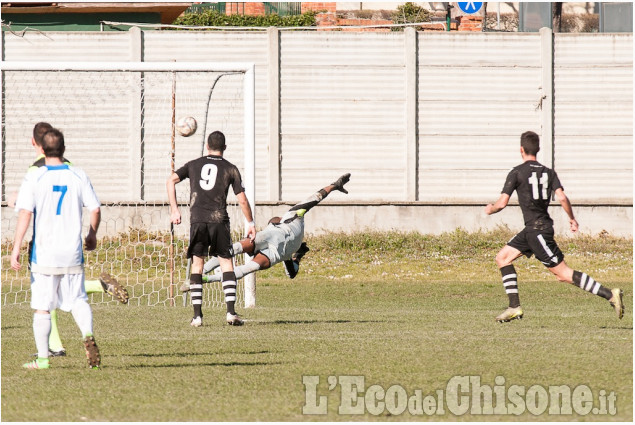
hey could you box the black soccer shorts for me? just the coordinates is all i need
[507,227,564,268]
[187,222,234,259]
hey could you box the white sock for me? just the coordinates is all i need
[203,244,244,274]
[232,242,244,255]
[33,313,51,358]
[235,261,261,280]
[203,257,220,274]
[71,299,94,337]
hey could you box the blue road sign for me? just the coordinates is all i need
[457,2,483,14]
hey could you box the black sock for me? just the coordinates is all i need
[500,265,520,308]
[572,270,612,300]
[223,271,237,315]
[190,274,203,318]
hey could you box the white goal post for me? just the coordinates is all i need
[1,60,257,308]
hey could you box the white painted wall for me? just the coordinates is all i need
[1,29,631,237]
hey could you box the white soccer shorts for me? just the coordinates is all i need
[30,272,88,312]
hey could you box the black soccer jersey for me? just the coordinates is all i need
[501,160,563,230]
[175,155,245,224]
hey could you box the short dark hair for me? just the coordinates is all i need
[33,122,53,147]
[520,131,540,156]
[207,131,226,152]
[42,129,65,159]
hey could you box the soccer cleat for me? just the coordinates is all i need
[180,281,191,293]
[23,357,50,370]
[331,173,351,194]
[226,312,244,326]
[284,243,310,279]
[190,316,203,327]
[83,335,101,369]
[292,242,310,262]
[283,259,299,279]
[609,288,624,319]
[99,273,129,304]
[496,306,524,323]
[49,348,66,357]
[33,348,66,358]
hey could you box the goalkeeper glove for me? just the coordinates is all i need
[332,173,351,194]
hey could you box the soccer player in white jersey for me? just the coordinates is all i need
[11,129,102,369]
[18,122,128,358]
[180,174,350,289]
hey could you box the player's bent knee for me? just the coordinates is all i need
[254,253,271,269]
[495,253,511,268]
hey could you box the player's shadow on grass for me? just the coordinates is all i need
[127,361,286,369]
[599,325,633,330]
[1,325,27,330]
[260,319,383,325]
[125,350,271,358]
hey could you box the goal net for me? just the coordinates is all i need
[1,61,256,308]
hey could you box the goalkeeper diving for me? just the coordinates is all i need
[181,173,350,291]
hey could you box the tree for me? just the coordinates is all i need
[552,2,563,32]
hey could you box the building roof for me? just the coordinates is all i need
[1,2,191,24]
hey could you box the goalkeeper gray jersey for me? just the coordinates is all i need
[253,217,304,265]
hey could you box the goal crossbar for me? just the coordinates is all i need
[1,60,257,308]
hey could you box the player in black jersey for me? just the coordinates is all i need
[167,131,256,327]
[485,131,623,322]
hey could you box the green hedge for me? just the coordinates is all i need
[171,10,317,28]
[391,2,431,31]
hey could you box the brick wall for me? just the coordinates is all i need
[225,2,244,15]
[315,12,337,30]
[244,2,265,16]
[458,15,483,31]
[336,17,392,32]
[316,13,458,32]
[301,2,336,13]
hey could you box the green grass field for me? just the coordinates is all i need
[1,230,632,421]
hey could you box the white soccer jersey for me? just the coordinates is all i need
[15,164,100,274]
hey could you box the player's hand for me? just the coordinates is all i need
[170,209,181,225]
[10,249,21,271]
[85,232,97,251]
[332,173,351,194]
[569,218,579,233]
[484,204,494,215]
[246,223,256,241]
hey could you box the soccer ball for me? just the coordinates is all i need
[176,116,197,137]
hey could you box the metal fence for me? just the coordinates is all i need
[185,2,227,15]
[184,2,303,17]
[264,2,302,16]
